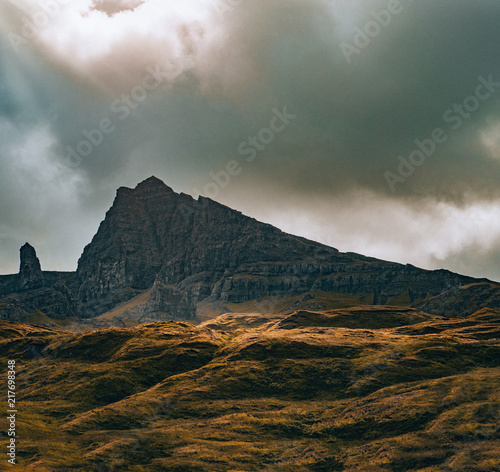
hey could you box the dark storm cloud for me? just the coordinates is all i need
[230,0,500,202]
[1,0,500,279]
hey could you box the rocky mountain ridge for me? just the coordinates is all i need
[0,176,498,324]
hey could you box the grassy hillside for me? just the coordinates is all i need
[0,307,498,471]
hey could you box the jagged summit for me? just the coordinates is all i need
[134,176,174,193]
[114,177,175,206]
[137,175,167,186]
[117,176,175,198]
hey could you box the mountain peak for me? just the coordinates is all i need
[75,177,477,319]
[135,176,174,193]
[20,242,36,253]
[115,176,175,201]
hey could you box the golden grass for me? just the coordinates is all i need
[0,308,497,471]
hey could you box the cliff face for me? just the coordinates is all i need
[75,177,478,319]
[1,176,495,323]
[76,177,337,316]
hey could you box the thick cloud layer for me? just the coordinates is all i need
[1,0,500,281]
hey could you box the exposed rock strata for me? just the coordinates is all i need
[75,177,480,319]
[0,176,497,323]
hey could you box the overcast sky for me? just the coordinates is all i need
[1,0,500,281]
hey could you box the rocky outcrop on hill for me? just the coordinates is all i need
[19,243,44,290]
[75,177,481,319]
[0,245,77,322]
